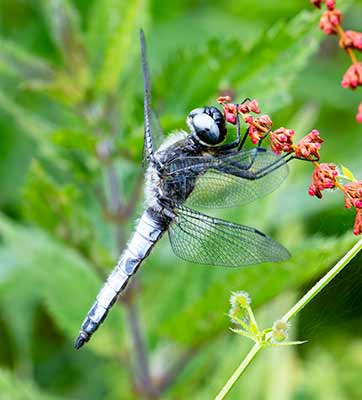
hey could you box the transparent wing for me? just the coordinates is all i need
[168,206,290,267]
[164,148,289,208]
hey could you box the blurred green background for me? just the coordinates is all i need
[0,0,361,399]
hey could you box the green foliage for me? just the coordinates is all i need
[0,368,65,400]
[155,11,320,118]
[89,0,149,94]
[0,214,123,357]
[157,233,357,345]
[0,0,361,399]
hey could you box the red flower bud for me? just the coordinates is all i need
[222,103,237,124]
[356,103,362,123]
[343,181,362,209]
[294,130,324,160]
[258,114,272,126]
[308,163,338,199]
[311,0,323,8]
[270,127,295,155]
[245,115,272,144]
[311,0,336,9]
[339,30,362,51]
[217,96,232,104]
[341,63,362,89]
[248,125,264,144]
[238,99,261,114]
[325,0,336,10]
[353,209,362,236]
[319,9,342,35]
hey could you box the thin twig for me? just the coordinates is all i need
[124,292,158,398]
[157,349,196,393]
[215,343,262,400]
[215,238,362,399]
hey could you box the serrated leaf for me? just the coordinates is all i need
[0,368,65,400]
[94,0,148,94]
[0,214,123,357]
[22,160,108,269]
[158,233,357,345]
[154,10,321,118]
[341,165,356,182]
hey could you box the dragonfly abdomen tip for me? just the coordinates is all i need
[74,331,89,350]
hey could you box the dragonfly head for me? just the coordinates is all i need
[187,106,227,146]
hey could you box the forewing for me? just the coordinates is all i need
[164,148,289,208]
[168,206,290,267]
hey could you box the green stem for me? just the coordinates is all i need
[215,343,262,400]
[215,238,362,400]
[282,238,362,322]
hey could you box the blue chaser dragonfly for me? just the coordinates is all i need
[75,31,295,349]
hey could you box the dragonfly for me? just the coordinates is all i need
[74,31,296,350]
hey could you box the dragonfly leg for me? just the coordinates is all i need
[216,108,251,152]
[245,154,295,180]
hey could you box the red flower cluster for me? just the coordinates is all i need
[344,181,362,235]
[217,94,361,235]
[319,9,342,35]
[309,164,362,235]
[218,97,324,160]
[269,128,295,155]
[245,114,272,144]
[341,63,362,90]
[339,31,362,51]
[217,97,262,125]
[308,163,338,198]
[344,181,362,209]
[238,99,261,114]
[311,0,362,122]
[294,130,324,160]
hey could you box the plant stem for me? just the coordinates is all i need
[125,295,156,398]
[215,238,362,400]
[282,238,362,322]
[215,343,262,400]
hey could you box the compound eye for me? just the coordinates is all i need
[192,113,221,145]
[187,107,226,145]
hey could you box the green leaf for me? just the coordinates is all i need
[0,90,57,160]
[0,37,53,82]
[155,10,321,118]
[40,0,89,83]
[0,248,41,372]
[23,160,90,246]
[93,0,149,94]
[0,368,65,400]
[158,233,357,345]
[0,36,87,105]
[341,165,356,182]
[0,214,123,357]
